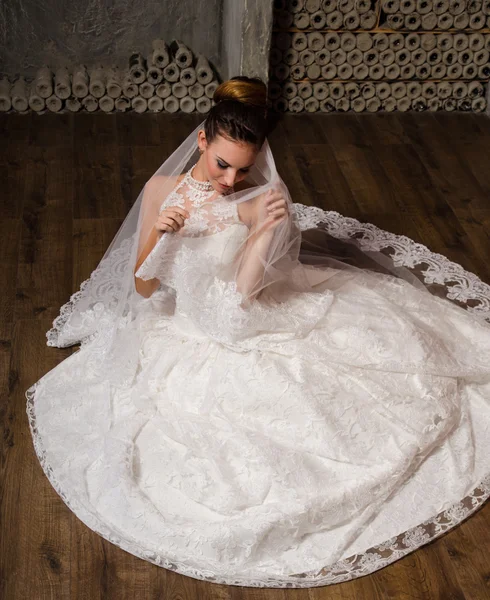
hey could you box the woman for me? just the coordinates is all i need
[26,76,490,588]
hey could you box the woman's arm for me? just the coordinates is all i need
[134,226,162,298]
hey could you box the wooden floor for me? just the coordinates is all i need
[1,110,490,599]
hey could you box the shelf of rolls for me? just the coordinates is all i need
[269,0,490,112]
[0,39,221,114]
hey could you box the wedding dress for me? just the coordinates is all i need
[25,123,490,589]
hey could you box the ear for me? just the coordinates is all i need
[197,129,207,153]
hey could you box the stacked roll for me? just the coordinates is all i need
[1,39,220,114]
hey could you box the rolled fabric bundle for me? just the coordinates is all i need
[382,96,397,111]
[89,66,107,98]
[273,97,288,111]
[369,64,385,79]
[163,95,179,113]
[304,97,319,112]
[471,96,486,111]
[383,0,400,13]
[454,12,470,27]
[406,33,421,49]
[106,67,123,98]
[310,10,327,28]
[284,48,300,65]
[331,47,347,64]
[468,80,484,97]
[454,33,469,50]
[99,95,115,112]
[321,63,337,78]
[204,81,218,98]
[339,0,355,12]
[293,12,311,28]
[407,81,422,97]
[298,81,313,98]
[412,96,427,111]
[351,96,366,111]
[478,64,490,77]
[401,63,416,77]
[282,81,298,99]
[195,55,213,85]
[449,0,466,14]
[390,32,405,50]
[54,67,71,99]
[434,0,449,13]
[456,97,472,110]
[322,0,337,13]
[324,31,340,50]
[129,54,146,84]
[338,63,354,77]
[356,33,373,52]
[170,40,193,69]
[421,13,438,29]
[188,82,204,98]
[46,94,63,112]
[366,96,381,112]
[463,63,478,77]
[72,65,89,98]
[163,62,180,83]
[315,48,331,64]
[29,86,45,112]
[152,39,170,69]
[364,48,379,66]
[468,0,482,14]
[361,81,376,98]
[442,48,457,64]
[400,0,416,13]
[299,48,316,65]
[171,82,187,99]
[319,97,336,111]
[484,0,490,14]
[148,96,164,112]
[11,77,29,112]
[458,48,474,64]
[306,0,322,10]
[386,63,401,78]
[312,81,329,98]
[336,97,350,111]
[373,32,390,51]
[34,66,53,99]
[270,48,282,67]
[387,14,405,29]
[268,81,283,100]
[443,96,457,110]
[139,82,155,99]
[341,32,357,51]
[356,0,372,13]
[395,96,410,111]
[326,10,344,28]
[290,64,306,79]
[469,32,485,50]
[292,32,308,51]
[291,0,305,12]
[196,96,212,113]
[288,96,305,112]
[391,81,407,98]
[360,10,377,28]
[330,81,345,99]
[436,81,452,98]
[277,10,294,28]
[353,63,369,78]
[307,63,322,78]
[65,96,81,112]
[452,81,468,98]
[417,0,433,13]
[82,95,98,112]
[344,11,360,29]
[415,63,431,78]
[276,32,292,51]
[421,81,437,98]
[131,96,148,113]
[156,81,173,100]
[437,33,453,50]
[427,47,442,64]
[431,63,447,77]
[447,63,463,77]
[469,12,486,28]
[405,14,422,29]
[115,96,131,111]
[438,14,454,29]
[122,75,138,98]
[147,60,164,86]
[412,47,427,65]
[345,81,360,98]
[396,47,411,65]
[421,32,437,50]
[180,96,195,113]
[308,32,325,50]
[376,81,391,99]
[274,64,290,80]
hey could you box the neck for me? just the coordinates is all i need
[192,157,209,182]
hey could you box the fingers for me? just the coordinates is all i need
[168,206,190,219]
[158,215,182,232]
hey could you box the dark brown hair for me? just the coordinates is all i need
[204,76,271,150]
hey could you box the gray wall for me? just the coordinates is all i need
[0,0,273,84]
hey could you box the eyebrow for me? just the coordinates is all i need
[216,155,254,169]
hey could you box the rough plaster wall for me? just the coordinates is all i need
[0,0,223,79]
[240,0,274,84]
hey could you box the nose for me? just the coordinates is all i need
[223,169,237,187]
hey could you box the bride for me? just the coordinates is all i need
[26,76,490,588]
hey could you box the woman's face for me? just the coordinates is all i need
[197,130,258,192]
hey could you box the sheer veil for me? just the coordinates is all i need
[44,114,489,388]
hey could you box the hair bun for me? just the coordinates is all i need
[214,76,268,112]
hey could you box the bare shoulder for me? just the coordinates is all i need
[235,180,262,228]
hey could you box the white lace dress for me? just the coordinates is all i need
[25,173,490,588]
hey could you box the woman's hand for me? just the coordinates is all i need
[155,206,190,234]
[258,188,289,234]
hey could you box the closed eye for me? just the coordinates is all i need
[217,159,250,173]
